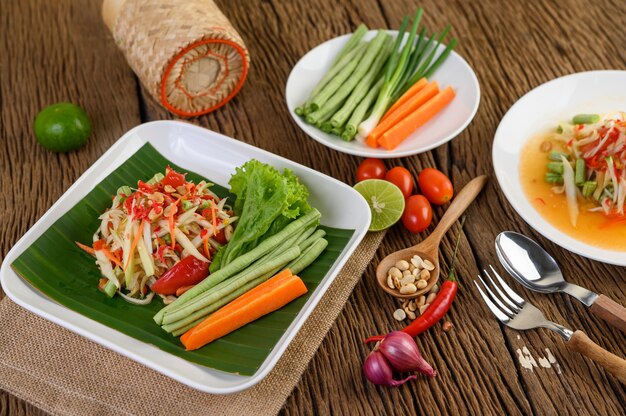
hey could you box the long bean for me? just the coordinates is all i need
[332,24,369,66]
[330,37,392,128]
[161,246,301,326]
[298,229,326,252]
[165,265,283,334]
[287,238,329,275]
[295,35,368,115]
[342,77,384,140]
[153,209,320,324]
[307,31,388,125]
[307,44,368,112]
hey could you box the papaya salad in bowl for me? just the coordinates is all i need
[77,159,328,350]
[520,111,626,250]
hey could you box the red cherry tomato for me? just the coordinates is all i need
[213,228,228,244]
[418,168,454,205]
[356,158,387,182]
[151,255,209,295]
[385,166,414,198]
[402,195,432,233]
[161,166,186,188]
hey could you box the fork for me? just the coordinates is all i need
[475,265,626,384]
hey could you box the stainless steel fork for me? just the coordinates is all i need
[475,265,626,384]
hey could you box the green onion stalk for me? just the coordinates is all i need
[357,9,423,139]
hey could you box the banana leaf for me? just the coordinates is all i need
[11,143,353,376]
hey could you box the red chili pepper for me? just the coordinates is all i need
[151,255,209,295]
[365,280,458,343]
[161,166,186,188]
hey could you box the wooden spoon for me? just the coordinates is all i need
[376,175,488,299]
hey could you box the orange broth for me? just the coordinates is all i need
[519,133,626,251]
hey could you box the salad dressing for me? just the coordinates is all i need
[520,133,626,251]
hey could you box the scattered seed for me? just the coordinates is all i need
[442,321,454,332]
[400,283,417,295]
[408,300,417,311]
[386,274,395,289]
[393,309,407,321]
[388,267,402,279]
[176,185,188,195]
[420,304,430,314]
[426,293,437,304]
[401,299,409,308]
[164,185,176,193]
[417,295,426,307]
[416,279,428,289]
[419,269,430,281]
[431,284,440,294]
[395,260,410,271]
[422,259,435,271]
[406,310,416,320]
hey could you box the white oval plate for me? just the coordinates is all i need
[286,30,480,158]
[493,70,626,266]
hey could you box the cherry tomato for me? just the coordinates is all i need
[385,166,414,198]
[213,228,228,244]
[418,168,454,205]
[356,158,387,182]
[402,195,432,233]
[151,255,209,295]
[161,166,186,188]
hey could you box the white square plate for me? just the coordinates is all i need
[0,121,371,394]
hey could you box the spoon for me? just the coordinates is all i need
[376,175,488,299]
[496,231,626,333]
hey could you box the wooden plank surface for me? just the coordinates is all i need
[1,0,625,415]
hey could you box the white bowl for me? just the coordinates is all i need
[492,70,626,265]
[286,30,480,158]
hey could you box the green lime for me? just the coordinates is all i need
[354,179,405,231]
[34,102,91,152]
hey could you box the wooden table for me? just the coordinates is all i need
[1,0,625,414]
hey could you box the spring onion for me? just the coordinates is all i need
[357,9,423,138]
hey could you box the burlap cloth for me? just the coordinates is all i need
[0,231,384,415]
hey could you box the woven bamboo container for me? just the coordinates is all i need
[103,0,250,117]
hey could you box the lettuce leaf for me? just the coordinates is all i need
[210,160,311,272]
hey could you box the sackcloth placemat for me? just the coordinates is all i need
[0,231,384,416]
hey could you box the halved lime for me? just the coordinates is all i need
[354,179,405,231]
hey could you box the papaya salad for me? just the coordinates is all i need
[78,160,328,350]
[77,167,237,305]
[543,112,626,226]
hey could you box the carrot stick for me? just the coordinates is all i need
[168,201,178,250]
[202,233,212,260]
[366,81,439,147]
[378,86,456,151]
[125,219,145,270]
[381,78,428,121]
[181,270,306,350]
[101,246,123,269]
[75,241,95,256]
[190,268,294,333]
[211,200,217,236]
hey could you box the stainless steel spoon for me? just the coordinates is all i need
[495,231,626,333]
